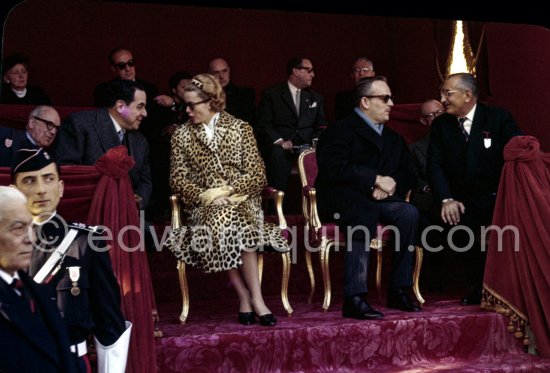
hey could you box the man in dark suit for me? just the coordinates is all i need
[0,105,60,166]
[0,186,78,373]
[11,148,131,373]
[208,57,256,125]
[257,56,327,191]
[55,80,152,210]
[316,76,421,320]
[428,73,522,305]
[334,56,375,121]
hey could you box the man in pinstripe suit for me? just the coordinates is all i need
[55,80,152,210]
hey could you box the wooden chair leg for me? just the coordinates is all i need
[305,250,315,304]
[320,241,332,312]
[280,251,293,316]
[413,246,425,304]
[177,260,189,324]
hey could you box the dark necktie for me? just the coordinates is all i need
[458,117,469,142]
[295,89,301,115]
[10,278,36,313]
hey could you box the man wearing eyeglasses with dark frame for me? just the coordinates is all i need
[315,76,422,319]
[428,73,522,306]
[257,55,327,191]
[334,56,376,120]
[93,47,158,108]
[0,105,61,167]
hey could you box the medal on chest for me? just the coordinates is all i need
[68,266,81,296]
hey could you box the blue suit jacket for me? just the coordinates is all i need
[0,271,78,373]
[54,108,152,209]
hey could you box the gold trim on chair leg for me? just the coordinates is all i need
[177,260,189,324]
[305,249,315,304]
[320,240,333,312]
[413,246,425,304]
[257,253,264,285]
[280,251,293,316]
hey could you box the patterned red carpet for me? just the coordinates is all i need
[155,296,550,372]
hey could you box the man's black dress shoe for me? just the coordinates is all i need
[238,312,256,325]
[256,313,277,326]
[342,295,384,320]
[460,288,482,305]
[387,288,422,312]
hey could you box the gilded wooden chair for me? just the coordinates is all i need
[297,148,424,311]
[170,186,293,323]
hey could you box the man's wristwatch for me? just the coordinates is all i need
[442,198,454,205]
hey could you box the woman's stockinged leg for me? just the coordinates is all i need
[240,250,271,316]
[227,269,252,313]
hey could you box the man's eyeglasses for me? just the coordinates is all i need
[32,116,59,131]
[440,89,463,98]
[114,59,135,70]
[184,98,210,110]
[353,67,373,74]
[296,66,314,73]
[364,95,394,103]
[422,109,445,119]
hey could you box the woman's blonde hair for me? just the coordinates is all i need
[184,73,226,112]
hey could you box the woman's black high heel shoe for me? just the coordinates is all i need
[238,312,256,325]
[256,313,277,326]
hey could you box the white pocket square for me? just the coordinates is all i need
[309,101,317,108]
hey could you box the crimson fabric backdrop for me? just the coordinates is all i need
[2,1,549,149]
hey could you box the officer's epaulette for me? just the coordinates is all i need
[68,222,106,235]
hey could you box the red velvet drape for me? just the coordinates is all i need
[483,136,550,357]
[88,146,157,373]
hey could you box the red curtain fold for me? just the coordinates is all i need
[465,21,491,99]
[88,146,157,373]
[483,135,550,357]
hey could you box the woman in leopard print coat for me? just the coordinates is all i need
[165,74,288,326]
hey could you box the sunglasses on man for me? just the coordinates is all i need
[114,59,135,70]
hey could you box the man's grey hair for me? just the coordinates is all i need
[447,73,479,98]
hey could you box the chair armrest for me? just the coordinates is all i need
[170,195,182,230]
[261,186,287,230]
